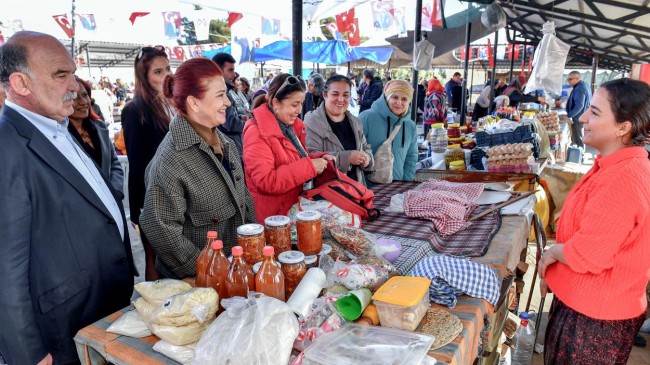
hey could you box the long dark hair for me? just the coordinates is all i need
[133,48,170,131]
[600,78,650,147]
[252,73,306,109]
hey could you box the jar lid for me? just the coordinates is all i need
[448,137,463,142]
[252,261,263,273]
[460,126,468,131]
[278,250,305,264]
[450,160,465,167]
[372,276,431,306]
[296,210,322,221]
[237,223,264,235]
[319,244,332,256]
[447,144,461,149]
[432,123,444,128]
[448,123,460,128]
[304,255,317,265]
[265,215,291,227]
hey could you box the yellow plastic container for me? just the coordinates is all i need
[372,276,431,331]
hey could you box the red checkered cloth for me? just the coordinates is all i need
[404,179,485,236]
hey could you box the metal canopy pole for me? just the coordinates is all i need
[411,0,423,122]
[292,0,302,76]
[509,30,516,82]
[488,30,499,113]
[460,21,472,126]
[591,53,599,94]
[70,0,76,58]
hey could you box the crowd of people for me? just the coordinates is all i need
[1,30,649,365]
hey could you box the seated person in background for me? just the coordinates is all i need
[243,74,335,222]
[359,79,418,182]
[140,58,256,279]
[69,76,124,198]
[304,74,374,185]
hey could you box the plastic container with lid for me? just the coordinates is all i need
[296,211,323,255]
[237,223,265,265]
[264,215,292,257]
[278,250,307,300]
[444,144,465,169]
[447,123,461,138]
[372,276,431,331]
[429,123,448,154]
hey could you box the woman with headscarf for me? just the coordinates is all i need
[68,76,124,197]
[359,79,418,182]
[243,74,335,222]
[423,78,447,139]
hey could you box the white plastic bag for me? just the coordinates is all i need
[152,341,196,365]
[414,39,435,71]
[134,279,192,306]
[192,295,299,365]
[524,21,571,96]
[106,309,152,338]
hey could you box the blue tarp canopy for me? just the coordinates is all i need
[201,45,232,60]
[252,40,393,65]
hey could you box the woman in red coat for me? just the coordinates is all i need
[243,74,334,222]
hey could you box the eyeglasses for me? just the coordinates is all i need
[136,45,165,61]
[275,75,303,98]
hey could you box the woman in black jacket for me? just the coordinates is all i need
[122,45,173,280]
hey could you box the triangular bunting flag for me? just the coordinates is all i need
[129,12,150,25]
[228,12,243,28]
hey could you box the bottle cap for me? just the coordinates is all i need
[278,250,305,264]
[263,246,275,257]
[296,210,322,221]
[448,123,460,128]
[432,123,444,128]
[231,246,243,256]
[237,223,264,236]
[207,231,218,239]
[264,215,291,227]
[519,312,529,320]
[211,240,223,250]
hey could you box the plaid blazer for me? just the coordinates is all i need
[140,115,256,279]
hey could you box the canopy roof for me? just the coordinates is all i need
[501,0,650,72]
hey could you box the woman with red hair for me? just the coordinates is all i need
[423,78,447,139]
[139,58,256,279]
[68,76,124,197]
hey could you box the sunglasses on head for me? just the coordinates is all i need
[275,75,304,98]
[136,45,165,61]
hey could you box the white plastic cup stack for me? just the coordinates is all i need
[286,267,326,317]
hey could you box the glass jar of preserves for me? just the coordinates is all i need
[447,123,461,138]
[444,144,465,169]
[264,215,292,258]
[278,250,307,300]
[448,137,463,146]
[430,123,448,153]
[296,211,323,255]
[462,139,476,150]
[237,223,265,265]
[304,255,318,269]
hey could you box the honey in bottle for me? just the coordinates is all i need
[195,231,218,287]
[255,246,285,301]
[205,239,229,310]
[224,246,250,299]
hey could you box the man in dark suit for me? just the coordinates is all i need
[0,31,135,365]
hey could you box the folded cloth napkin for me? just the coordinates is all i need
[403,179,484,236]
[411,254,500,308]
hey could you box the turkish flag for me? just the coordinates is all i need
[173,46,185,61]
[52,14,74,38]
[335,7,355,33]
[431,0,442,28]
[129,12,150,25]
[347,18,360,46]
[228,12,243,28]
[487,38,494,69]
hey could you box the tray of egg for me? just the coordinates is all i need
[486,143,535,173]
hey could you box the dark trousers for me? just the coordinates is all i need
[570,116,584,148]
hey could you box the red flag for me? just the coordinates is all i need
[129,12,150,25]
[52,14,74,38]
[507,44,520,60]
[228,12,243,28]
[528,56,532,76]
[335,8,355,32]
[173,46,185,61]
[431,0,442,28]
[347,18,360,46]
[459,46,472,62]
[487,39,494,69]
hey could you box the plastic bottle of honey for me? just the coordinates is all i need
[224,246,249,299]
[195,231,218,287]
[205,239,229,310]
[255,246,286,302]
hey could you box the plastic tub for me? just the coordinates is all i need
[372,276,431,331]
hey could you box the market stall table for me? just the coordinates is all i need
[74,182,528,365]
